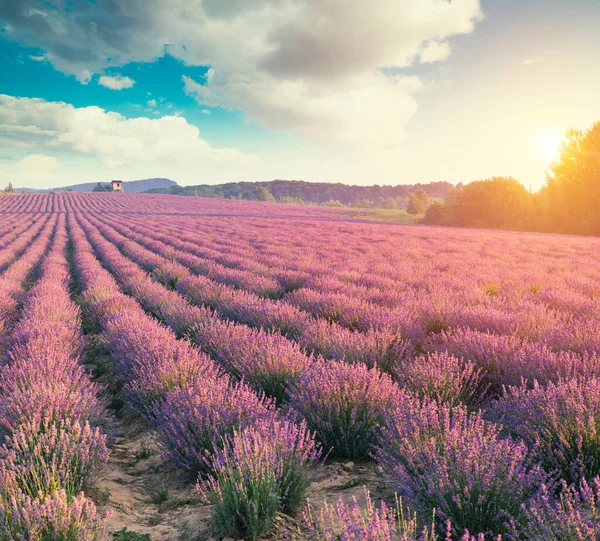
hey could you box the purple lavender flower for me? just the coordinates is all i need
[492,377,600,484]
[198,417,321,539]
[376,401,544,538]
[154,378,275,474]
[289,359,407,459]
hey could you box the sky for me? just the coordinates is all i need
[1,0,599,190]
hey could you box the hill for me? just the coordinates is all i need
[19,178,178,193]
[146,179,454,206]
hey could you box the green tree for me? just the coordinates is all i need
[278,196,305,205]
[384,197,398,210]
[92,182,110,192]
[256,186,275,202]
[4,182,14,193]
[414,188,430,208]
[407,192,426,215]
[545,122,600,235]
[449,176,531,229]
[421,201,452,225]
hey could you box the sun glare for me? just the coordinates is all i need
[533,129,563,162]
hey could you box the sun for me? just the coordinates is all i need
[532,129,563,162]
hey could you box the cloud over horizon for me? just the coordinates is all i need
[0,0,483,146]
[0,94,258,187]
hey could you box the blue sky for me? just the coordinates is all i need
[1,0,599,189]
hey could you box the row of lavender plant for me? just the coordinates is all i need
[84,211,413,373]
[111,208,600,337]
[68,210,579,539]
[0,195,597,537]
[0,214,53,344]
[0,213,111,538]
[118,211,600,331]
[66,209,328,538]
[85,211,600,396]
[69,211,465,537]
[0,213,50,276]
[103,210,598,390]
[84,211,600,538]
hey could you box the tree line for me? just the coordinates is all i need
[422,121,600,236]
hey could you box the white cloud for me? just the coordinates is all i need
[419,41,452,64]
[183,71,421,145]
[0,95,253,171]
[98,74,136,90]
[28,54,46,62]
[147,99,157,107]
[0,0,484,146]
[0,154,59,186]
[201,109,211,115]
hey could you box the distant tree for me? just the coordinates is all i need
[384,197,398,210]
[256,186,275,202]
[20,189,26,195]
[92,182,110,192]
[4,182,14,193]
[414,189,430,208]
[321,199,345,207]
[407,192,427,215]
[449,176,531,229]
[278,196,305,205]
[421,201,452,225]
[545,122,600,235]
[350,199,374,208]
[66,187,73,192]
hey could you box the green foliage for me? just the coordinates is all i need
[92,182,111,192]
[424,177,531,229]
[4,182,14,193]
[133,440,154,462]
[144,179,453,207]
[451,176,531,229]
[321,199,345,207]
[256,186,276,202]
[407,191,428,215]
[545,122,600,235]
[278,195,305,204]
[384,197,398,209]
[421,201,451,225]
[113,528,151,540]
[149,484,169,504]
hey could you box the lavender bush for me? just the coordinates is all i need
[289,359,406,459]
[396,352,489,408]
[198,418,321,539]
[524,476,600,540]
[154,378,275,474]
[0,418,109,499]
[492,377,600,484]
[303,488,433,541]
[376,401,544,538]
[0,489,110,541]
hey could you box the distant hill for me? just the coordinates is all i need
[19,178,178,193]
[146,179,454,206]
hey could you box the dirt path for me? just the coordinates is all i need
[94,414,385,540]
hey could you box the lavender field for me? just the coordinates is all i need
[1,192,600,540]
